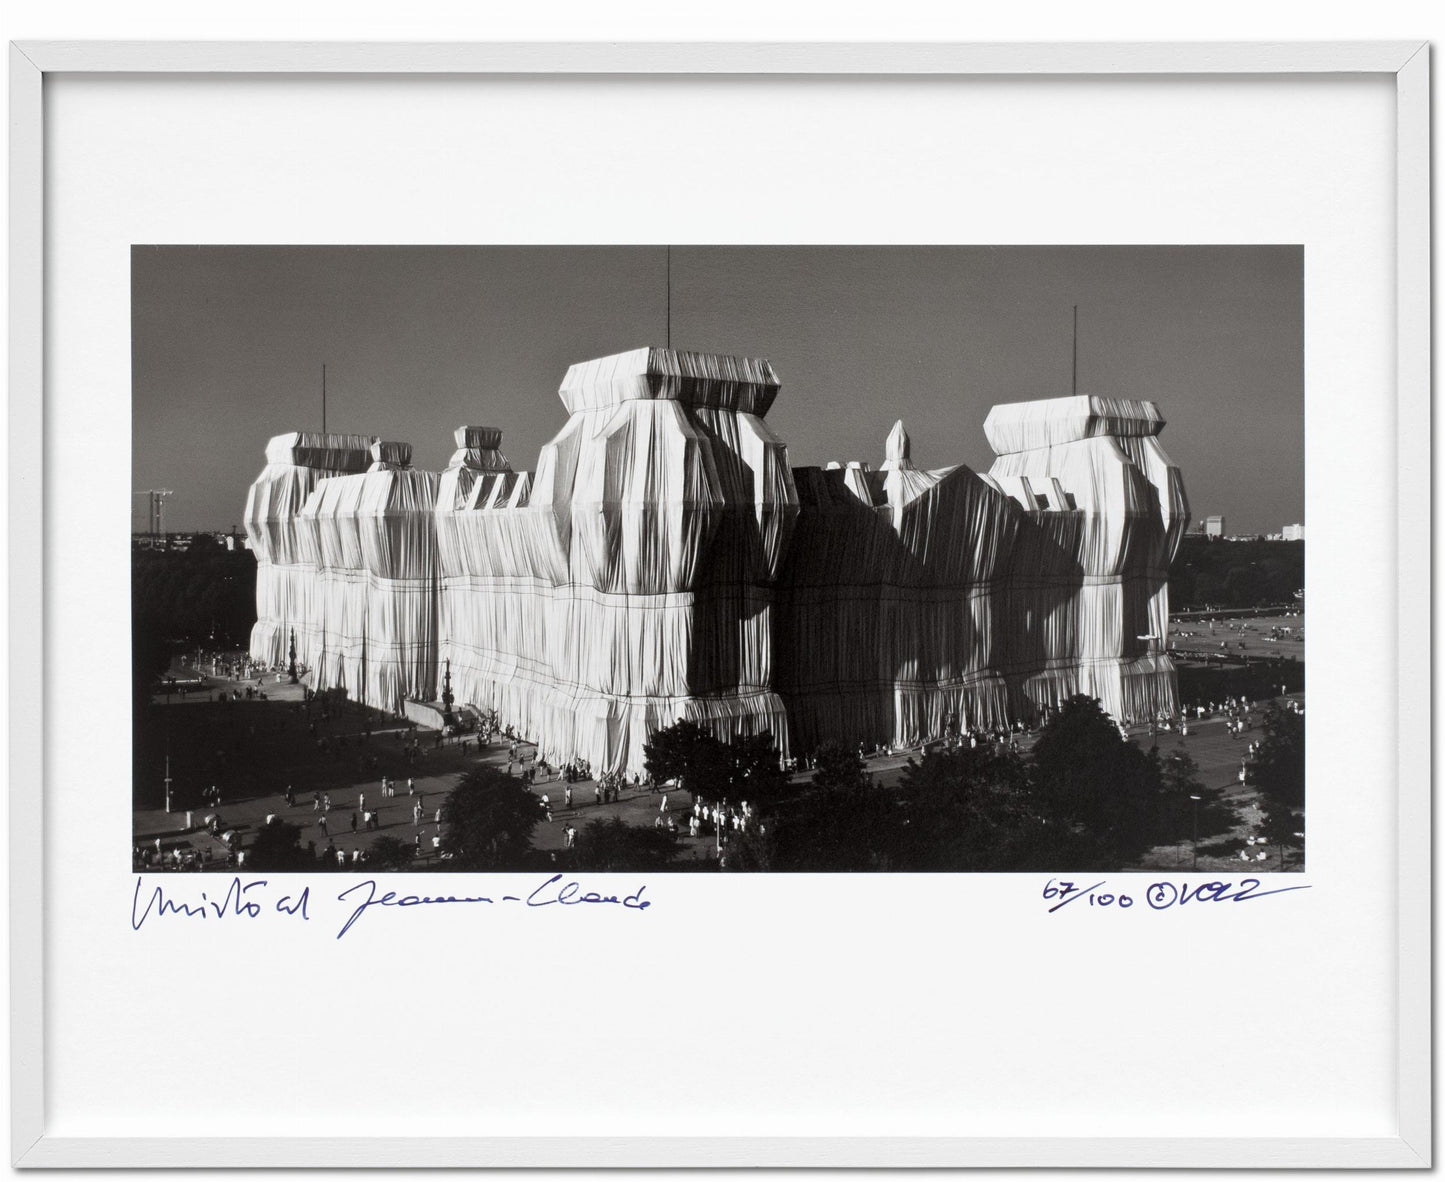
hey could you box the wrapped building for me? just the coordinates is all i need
[246,347,1188,773]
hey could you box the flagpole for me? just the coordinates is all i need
[1072,305,1078,395]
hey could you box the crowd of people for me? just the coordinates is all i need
[686,795,758,842]
[1171,613,1306,658]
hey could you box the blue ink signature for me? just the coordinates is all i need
[1042,877,1311,914]
[131,877,311,930]
[335,873,650,939]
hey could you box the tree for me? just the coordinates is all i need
[366,835,415,871]
[132,612,175,703]
[246,819,316,871]
[643,719,730,798]
[1250,704,1305,866]
[733,740,895,869]
[1157,749,1203,797]
[1249,704,1305,810]
[131,544,258,650]
[1167,535,1303,611]
[767,782,904,871]
[894,745,1082,871]
[1223,564,1269,608]
[810,740,868,793]
[726,730,790,811]
[438,767,541,870]
[721,816,779,871]
[572,817,680,871]
[1029,695,1166,862]
[1154,748,1238,854]
[1259,801,1305,869]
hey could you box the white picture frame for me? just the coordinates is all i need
[8,40,1430,1169]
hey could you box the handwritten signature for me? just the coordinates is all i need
[1041,877,1311,914]
[335,874,651,938]
[131,876,311,929]
[131,873,652,939]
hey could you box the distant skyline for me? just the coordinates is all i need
[132,245,1302,534]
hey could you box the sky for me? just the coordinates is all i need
[132,245,1302,535]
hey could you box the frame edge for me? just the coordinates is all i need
[1393,38,1433,1170]
[8,37,1432,1170]
[8,38,1434,75]
[8,38,48,1171]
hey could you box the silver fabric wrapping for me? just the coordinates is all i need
[246,356,1189,774]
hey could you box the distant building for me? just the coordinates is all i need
[1203,514,1225,538]
[1281,523,1305,541]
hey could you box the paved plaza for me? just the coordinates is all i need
[134,675,722,870]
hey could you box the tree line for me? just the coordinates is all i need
[133,543,257,699]
[1168,536,1303,611]
[245,696,1307,874]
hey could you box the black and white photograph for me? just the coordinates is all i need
[16,27,1427,1171]
[131,244,1305,876]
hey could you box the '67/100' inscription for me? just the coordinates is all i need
[1042,877,1310,914]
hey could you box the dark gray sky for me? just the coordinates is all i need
[132,245,1301,534]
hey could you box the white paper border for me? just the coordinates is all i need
[7,41,1430,1169]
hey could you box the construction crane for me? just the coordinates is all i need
[133,489,174,539]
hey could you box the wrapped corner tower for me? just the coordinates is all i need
[983,394,1190,724]
[242,432,376,668]
[243,435,439,710]
[435,348,799,773]
[294,441,440,710]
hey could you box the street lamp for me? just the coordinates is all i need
[1189,794,1202,868]
[288,627,299,684]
